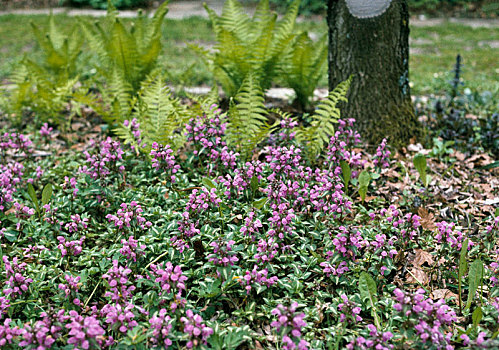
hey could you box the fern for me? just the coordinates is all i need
[114,75,190,152]
[227,74,277,160]
[200,0,300,97]
[283,32,328,110]
[80,0,169,92]
[295,76,353,159]
[6,15,83,124]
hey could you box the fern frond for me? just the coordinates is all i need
[270,0,300,56]
[104,67,133,123]
[284,31,327,109]
[295,76,353,158]
[114,75,190,151]
[227,74,273,160]
[48,15,65,50]
[219,0,251,42]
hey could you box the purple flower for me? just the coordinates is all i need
[208,239,239,267]
[150,142,180,183]
[39,123,53,138]
[102,260,135,303]
[3,256,33,298]
[66,310,106,349]
[180,309,213,348]
[0,318,22,346]
[120,236,146,262]
[239,265,279,295]
[149,309,173,348]
[101,303,138,333]
[271,302,309,350]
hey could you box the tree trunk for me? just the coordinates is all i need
[327,0,421,147]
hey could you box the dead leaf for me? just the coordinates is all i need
[406,267,430,285]
[418,208,436,231]
[430,289,459,303]
[411,249,435,268]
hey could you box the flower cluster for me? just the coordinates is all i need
[240,211,263,240]
[58,274,81,305]
[325,119,364,178]
[150,142,180,183]
[80,137,125,181]
[254,237,279,264]
[180,309,213,349]
[208,239,238,267]
[3,256,33,298]
[330,226,366,260]
[57,236,85,257]
[377,206,421,243]
[149,262,188,311]
[271,302,309,350]
[185,105,239,172]
[101,303,138,333]
[218,160,264,198]
[63,214,89,233]
[175,187,221,250]
[338,294,362,324]
[106,201,152,233]
[393,288,456,349]
[149,309,173,348]
[66,310,107,349]
[0,132,33,156]
[0,319,22,347]
[435,221,467,249]
[102,260,135,303]
[62,176,79,198]
[120,236,146,262]
[320,260,349,277]
[278,117,298,141]
[0,162,24,213]
[19,309,68,349]
[123,118,144,151]
[373,138,391,169]
[368,233,398,275]
[39,123,53,138]
[239,265,279,294]
[347,324,394,350]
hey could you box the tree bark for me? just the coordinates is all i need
[327,0,421,147]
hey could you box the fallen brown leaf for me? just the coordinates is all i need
[430,289,459,304]
[406,267,430,285]
[418,208,436,231]
[411,249,435,268]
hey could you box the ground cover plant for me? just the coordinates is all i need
[0,1,498,349]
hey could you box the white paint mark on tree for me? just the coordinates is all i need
[345,0,392,18]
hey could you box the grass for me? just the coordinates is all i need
[0,14,497,95]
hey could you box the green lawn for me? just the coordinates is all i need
[0,14,497,95]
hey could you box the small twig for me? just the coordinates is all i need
[84,280,101,309]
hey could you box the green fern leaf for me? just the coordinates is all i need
[227,74,275,160]
[296,75,353,159]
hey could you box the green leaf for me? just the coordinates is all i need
[250,175,259,195]
[459,238,469,278]
[202,177,217,189]
[413,153,428,187]
[3,229,18,243]
[27,183,39,212]
[358,271,381,329]
[253,197,267,210]
[340,160,352,189]
[466,259,484,309]
[495,207,499,217]
[358,170,371,202]
[358,170,371,188]
[472,306,483,328]
[41,183,53,206]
